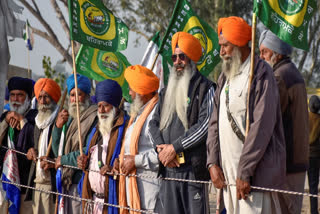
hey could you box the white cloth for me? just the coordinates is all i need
[35,106,59,182]
[218,55,281,213]
[123,102,160,210]
[88,135,110,194]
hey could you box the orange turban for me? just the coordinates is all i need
[124,65,159,95]
[34,78,61,103]
[218,16,252,47]
[171,32,202,62]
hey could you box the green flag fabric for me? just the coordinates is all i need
[159,0,220,77]
[76,45,131,101]
[254,0,317,50]
[69,0,129,51]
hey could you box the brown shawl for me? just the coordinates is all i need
[62,105,97,189]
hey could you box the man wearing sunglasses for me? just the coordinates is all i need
[206,16,286,213]
[149,31,215,214]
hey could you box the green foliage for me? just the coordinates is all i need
[42,56,66,89]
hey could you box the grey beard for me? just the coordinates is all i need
[36,103,57,124]
[98,107,116,136]
[266,53,279,68]
[159,63,193,131]
[221,47,242,81]
[68,98,90,118]
[130,95,144,119]
[9,96,30,115]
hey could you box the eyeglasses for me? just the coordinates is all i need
[171,53,186,62]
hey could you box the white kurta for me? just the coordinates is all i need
[123,102,160,210]
[218,55,281,214]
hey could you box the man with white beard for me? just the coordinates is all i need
[148,32,215,214]
[207,17,286,213]
[24,78,61,214]
[76,79,128,214]
[0,77,37,214]
[51,74,97,214]
[259,30,309,214]
[118,65,160,213]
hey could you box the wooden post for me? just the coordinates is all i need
[27,49,31,78]
[45,89,67,157]
[245,13,257,137]
[150,52,160,71]
[71,40,84,156]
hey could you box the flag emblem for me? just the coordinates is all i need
[97,52,123,78]
[82,2,110,35]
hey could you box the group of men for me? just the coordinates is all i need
[0,16,309,214]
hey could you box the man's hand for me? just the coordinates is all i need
[26,148,37,162]
[111,158,120,174]
[40,156,55,171]
[120,155,135,175]
[77,154,88,170]
[236,178,251,200]
[56,109,69,128]
[157,144,176,167]
[209,165,226,189]
[166,159,180,168]
[100,165,112,175]
[55,156,62,170]
[6,112,23,130]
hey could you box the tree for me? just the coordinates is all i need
[19,0,81,66]
[42,56,66,89]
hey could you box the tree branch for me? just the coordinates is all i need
[50,0,70,41]
[20,0,72,65]
[32,27,72,66]
[59,0,68,9]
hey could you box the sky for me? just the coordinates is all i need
[8,0,149,78]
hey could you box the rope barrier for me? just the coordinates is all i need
[2,145,320,199]
[0,179,156,214]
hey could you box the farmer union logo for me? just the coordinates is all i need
[97,51,123,78]
[188,27,207,65]
[83,2,110,35]
[278,0,304,15]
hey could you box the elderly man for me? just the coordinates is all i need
[206,16,286,213]
[77,79,128,214]
[259,30,309,214]
[148,32,215,214]
[118,65,160,213]
[0,77,37,214]
[24,78,61,214]
[51,74,97,214]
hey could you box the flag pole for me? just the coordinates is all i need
[150,52,160,71]
[45,89,68,157]
[71,40,84,156]
[245,13,257,136]
[27,49,31,78]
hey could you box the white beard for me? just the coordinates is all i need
[36,103,57,125]
[9,96,31,115]
[159,63,193,131]
[266,53,278,68]
[130,94,144,119]
[98,107,116,137]
[68,97,90,118]
[221,47,242,81]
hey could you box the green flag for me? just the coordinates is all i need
[159,0,220,77]
[76,45,131,101]
[69,0,129,51]
[254,0,317,50]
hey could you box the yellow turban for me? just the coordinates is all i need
[124,65,159,95]
[34,78,61,103]
[171,32,202,62]
[218,16,252,47]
